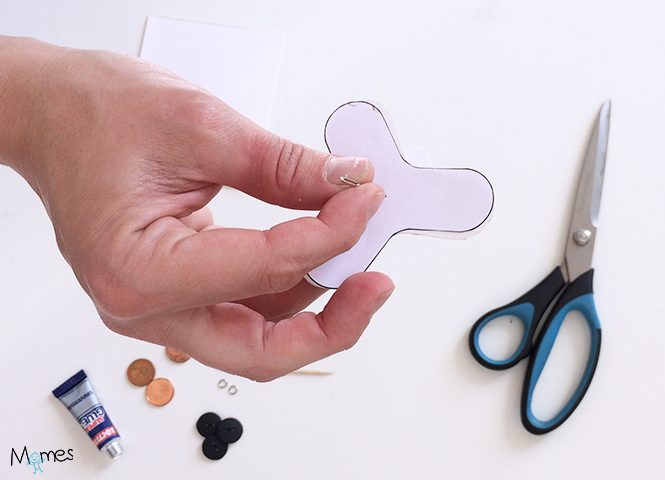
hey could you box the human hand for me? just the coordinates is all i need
[0,37,394,381]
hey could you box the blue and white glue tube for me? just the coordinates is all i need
[52,370,123,459]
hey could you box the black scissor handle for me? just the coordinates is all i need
[520,269,601,434]
[469,267,566,370]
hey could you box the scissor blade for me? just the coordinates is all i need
[590,100,611,226]
[563,100,611,282]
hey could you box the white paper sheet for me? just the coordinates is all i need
[140,16,285,129]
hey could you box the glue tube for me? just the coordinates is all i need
[52,369,124,459]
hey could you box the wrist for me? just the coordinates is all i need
[0,36,68,193]
[0,37,38,167]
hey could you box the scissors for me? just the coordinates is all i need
[469,100,610,435]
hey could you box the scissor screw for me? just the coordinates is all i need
[573,229,592,246]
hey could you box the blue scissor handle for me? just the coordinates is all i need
[521,269,601,435]
[469,267,566,370]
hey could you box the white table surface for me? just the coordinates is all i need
[1,1,664,479]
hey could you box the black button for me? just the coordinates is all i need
[197,412,222,437]
[202,435,228,460]
[216,417,243,443]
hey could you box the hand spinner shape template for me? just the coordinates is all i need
[307,101,494,289]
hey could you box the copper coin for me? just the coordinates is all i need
[166,347,190,363]
[127,358,155,387]
[146,378,174,406]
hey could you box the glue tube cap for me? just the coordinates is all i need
[104,440,124,459]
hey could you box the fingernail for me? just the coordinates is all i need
[324,156,370,186]
[367,187,385,221]
[371,285,395,315]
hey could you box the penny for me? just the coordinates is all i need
[146,378,174,406]
[126,358,155,387]
[166,347,190,363]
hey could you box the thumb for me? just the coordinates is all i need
[201,106,374,209]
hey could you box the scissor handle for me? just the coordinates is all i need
[521,269,601,435]
[469,267,566,370]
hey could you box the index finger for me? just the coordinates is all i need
[91,182,385,320]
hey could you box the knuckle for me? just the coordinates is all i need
[263,254,305,294]
[320,320,359,353]
[260,235,310,294]
[151,88,230,156]
[270,139,308,193]
[174,93,221,130]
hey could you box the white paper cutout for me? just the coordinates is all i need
[139,16,285,129]
[307,101,494,289]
